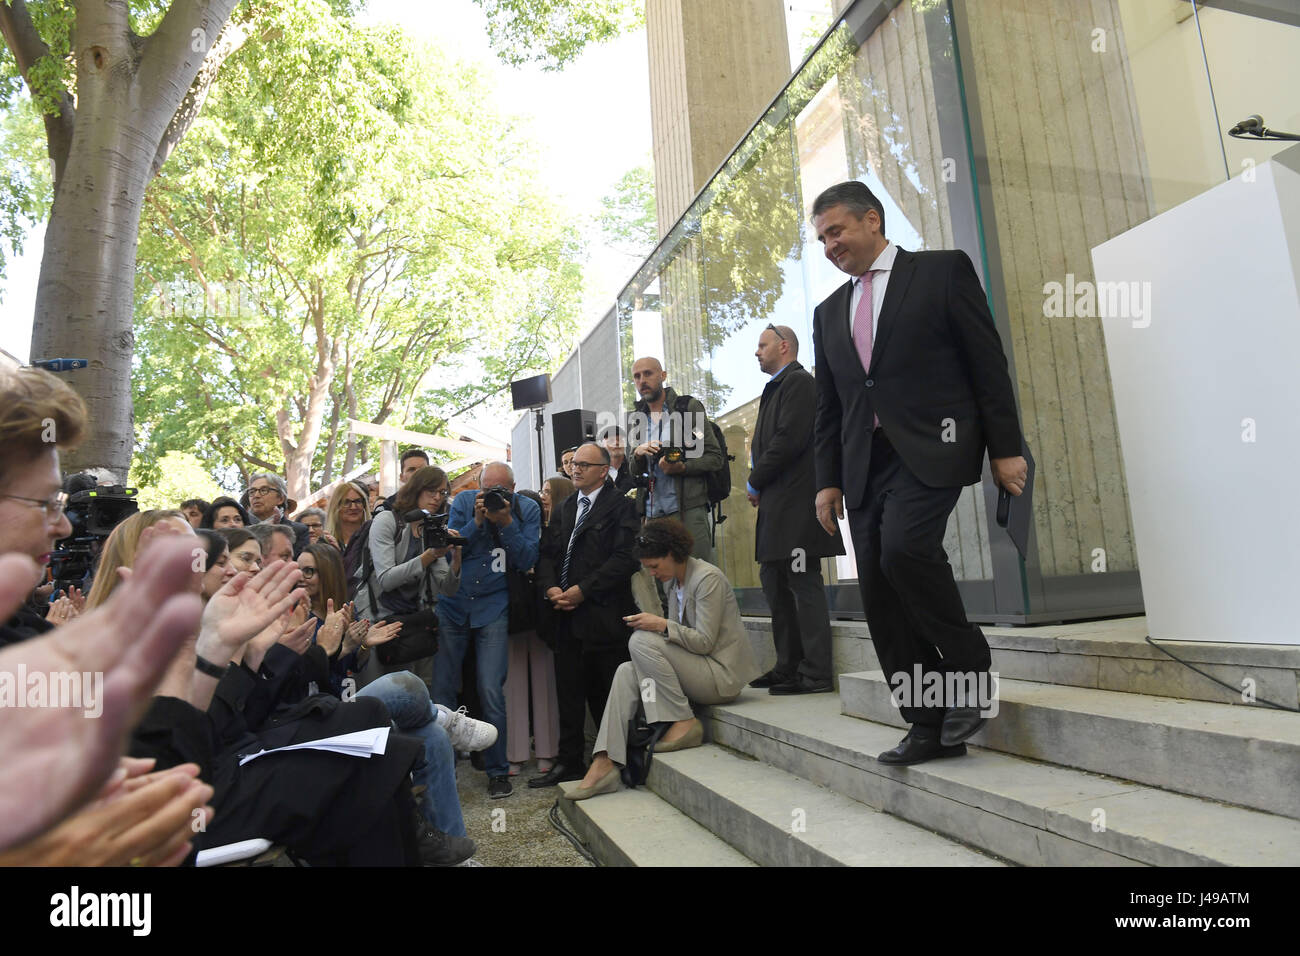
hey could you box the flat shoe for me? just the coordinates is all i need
[654,719,703,753]
[563,766,622,801]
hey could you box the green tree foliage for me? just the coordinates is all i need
[128,450,226,510]
[131,4,584,497]
[598,162,657,258]
[470,0,642,70]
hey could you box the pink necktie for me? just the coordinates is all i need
[853,271,880,429]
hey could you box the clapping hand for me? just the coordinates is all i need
[0,538,203,851]
[0,758,213,867]
[342,618,371,656]
[197,559,304,663]
[46,593,80,626]
[316,599,355,658]
[361,619,402,648]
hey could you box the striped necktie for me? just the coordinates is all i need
[560,495,591,589]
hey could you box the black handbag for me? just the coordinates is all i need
[374,605,439,666]
[364,547,440,666]
[620,700,669,789]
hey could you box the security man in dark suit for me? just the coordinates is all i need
[810,181,1027,766]
[746,324,845,695]
[529,442,642,788]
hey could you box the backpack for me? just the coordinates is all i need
[673,394,734,543]
[672,394,733,504]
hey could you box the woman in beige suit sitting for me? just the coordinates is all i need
[566,518,760,800]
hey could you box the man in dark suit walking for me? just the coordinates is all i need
[529,442,642,788]
[810,181,1027,765]
[746,324,845,695]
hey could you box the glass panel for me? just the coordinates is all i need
[617,1,994,594]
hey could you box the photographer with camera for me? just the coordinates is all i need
[629,356,723,563]
[354,466,462,660]
[433,462,541,799]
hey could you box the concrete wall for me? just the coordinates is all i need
[959,0,1155,577]
[647,0,792,235]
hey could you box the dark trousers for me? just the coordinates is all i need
[759,559,833,681]
[553,631,630,768]
[846,430,991,728]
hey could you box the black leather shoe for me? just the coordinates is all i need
[527,762,586,788]
[877,728,967,765]
[749,670,788,689]
[940,706,987,746]
[769,675,834,695]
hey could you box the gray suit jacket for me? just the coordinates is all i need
[664,558,761,695]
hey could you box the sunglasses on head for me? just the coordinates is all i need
[765,323,786,342]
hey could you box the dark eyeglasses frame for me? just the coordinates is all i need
[765,323,786,342]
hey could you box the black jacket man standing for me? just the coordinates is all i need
[529,443,641,787]
[810,181,1027,765]
[746,326,844,695]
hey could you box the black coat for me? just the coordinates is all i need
[749,361,845,564]
[813,248,1024,508]
[536,478,641,650]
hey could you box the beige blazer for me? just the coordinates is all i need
[664,557,761,696]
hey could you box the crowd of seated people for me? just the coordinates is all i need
[0,355,783,867]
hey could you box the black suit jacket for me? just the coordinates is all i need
[536,478,641,649]
[812,247,1023,508]
[749,361,845,564]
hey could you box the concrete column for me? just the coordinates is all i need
[646,0,792,236]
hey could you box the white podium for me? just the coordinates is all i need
[1092,143,1300,645]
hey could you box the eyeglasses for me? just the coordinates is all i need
[299,567,317,578]
[765,323,786,342]
[248,487,279,497]
[570,461,606,470]
[0,491,69,520]
[342,498,365,507]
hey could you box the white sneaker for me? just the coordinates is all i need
[439,705,498,752]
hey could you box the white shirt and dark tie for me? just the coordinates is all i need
[560,483,603,589]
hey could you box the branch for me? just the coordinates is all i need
[137,0,242,165]
[151,15,251,177]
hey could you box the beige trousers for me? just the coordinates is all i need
[593,629,741,766]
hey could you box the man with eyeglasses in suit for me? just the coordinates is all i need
[529,442,641,788]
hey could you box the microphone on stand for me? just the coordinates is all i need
[1228,115,1265,136]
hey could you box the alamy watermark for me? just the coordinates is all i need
[1043,273,1151,328]
[888,666,1000,718]
[0,667,104,718]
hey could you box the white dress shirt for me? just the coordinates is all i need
[848,240,898,344]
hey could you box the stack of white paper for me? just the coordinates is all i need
[238,726,391,766]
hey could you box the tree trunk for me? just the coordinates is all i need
[19,0,242,476]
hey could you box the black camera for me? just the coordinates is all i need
[403,509,462,549]
[481,485,512,512]
[658,447,686,464]
[50,479,140,594]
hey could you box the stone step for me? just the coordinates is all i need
[644,743,1006,866]
[840,671,1300,820]
[556,780,757,866]
[741,616,1300,708]
[705,691,1300,866]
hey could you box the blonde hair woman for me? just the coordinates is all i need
[325,481,370,551]
[85,510,195,609]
